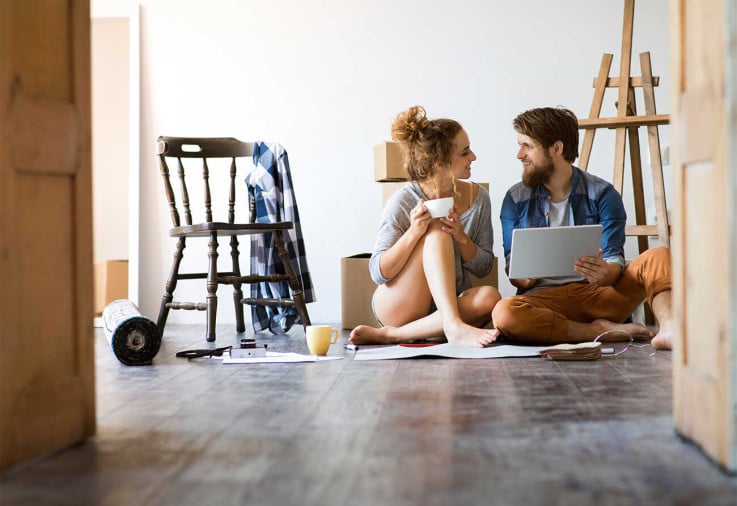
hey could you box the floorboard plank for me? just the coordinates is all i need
[1,324,734,506]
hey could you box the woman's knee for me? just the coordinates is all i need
[463,285,500,305]
[482,285,502,308]
[458,285,500,319]
[423,222,452,246]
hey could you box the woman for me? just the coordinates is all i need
[350,106,501,347]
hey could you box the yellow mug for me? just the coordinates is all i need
[305,325,339,356]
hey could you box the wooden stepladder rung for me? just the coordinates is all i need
[578,53,613,170]
[577,0,671,254]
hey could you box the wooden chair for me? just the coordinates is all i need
[156,136,311,342]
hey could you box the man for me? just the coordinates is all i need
[492,106,673,350]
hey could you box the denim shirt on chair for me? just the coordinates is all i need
[499,165,627,288]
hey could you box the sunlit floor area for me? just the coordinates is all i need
[1,324,736,505]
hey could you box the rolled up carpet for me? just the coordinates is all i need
[102,299,161,365]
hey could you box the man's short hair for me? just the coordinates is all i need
[513,107,579,163]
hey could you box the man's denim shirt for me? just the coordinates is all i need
[500,166,627,287]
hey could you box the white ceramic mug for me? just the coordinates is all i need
[424,197,454,218]
[305,325,339,355]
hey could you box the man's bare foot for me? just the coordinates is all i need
[590,318,655,342]
[443,320,500,348]
[650,322,673,350]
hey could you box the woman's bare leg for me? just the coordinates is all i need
[351,285,501,345]
[370,232,435,327]
[351,223,500,347]
[422,228,499,346]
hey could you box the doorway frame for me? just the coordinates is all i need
[90,2,140,305]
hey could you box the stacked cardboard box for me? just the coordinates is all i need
[340,254,379,329]
[340,142,497,329]
[94,259,128,316]
[373,141,406,182]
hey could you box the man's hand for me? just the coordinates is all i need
[510,277,538,289]
[574,249,609,285]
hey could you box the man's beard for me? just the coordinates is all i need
[522,158,554,187]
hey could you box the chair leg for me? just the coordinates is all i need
[230,235,245,333]
[273,231,311,327]
[206,232,219,342]
[157,237,186,337]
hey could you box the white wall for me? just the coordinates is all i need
[91,18,129,264]
[96,0,671,327]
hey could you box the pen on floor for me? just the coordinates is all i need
[344,343,359,352]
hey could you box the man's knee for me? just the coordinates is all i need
[632,245,672,279]
[491,297,518,330]
[639,245,671,264]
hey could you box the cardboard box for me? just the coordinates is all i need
[469,256,498,289]
[374,141,407,182]
[341,254,379,329]
[94,260,128,315]
[381,181,407,207]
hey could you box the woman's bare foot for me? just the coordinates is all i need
[350,321,499,348]
[443,319,500,348]
[349,325,405,345]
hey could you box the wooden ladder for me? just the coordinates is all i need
[577,0,670,254]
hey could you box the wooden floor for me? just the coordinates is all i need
[1,323,736,506]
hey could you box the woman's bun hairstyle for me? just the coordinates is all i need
[390,105,461,181]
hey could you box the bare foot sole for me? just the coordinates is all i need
[650,324,673,350]
[349,325,436,345]
[349,325,399,345]
[444,321,500,348]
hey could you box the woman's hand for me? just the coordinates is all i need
[409,199,432,237]
[439,207,468,245]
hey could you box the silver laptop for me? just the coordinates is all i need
[508,225,603,278]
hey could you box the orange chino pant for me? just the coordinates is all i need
[492,245,672,345]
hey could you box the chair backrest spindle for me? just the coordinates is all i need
[228,157,237,224]
[202,158,212,223]
[177,158,192,225]
[157,136,256,227]
[158,155,180,227]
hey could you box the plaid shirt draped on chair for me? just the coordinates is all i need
[246,142,315,333]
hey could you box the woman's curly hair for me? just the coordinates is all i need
[390,106,462,181]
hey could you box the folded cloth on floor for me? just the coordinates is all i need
[539,341,602,361]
